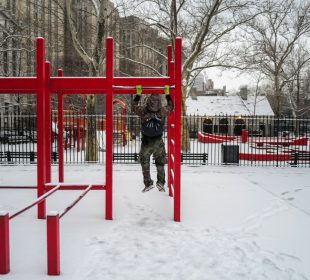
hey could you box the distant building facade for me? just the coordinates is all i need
[190,73,226,97]
[186,86,275,136]
[0,1,171,116]
[0,0,64,116]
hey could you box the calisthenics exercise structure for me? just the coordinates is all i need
[0,37,182,275]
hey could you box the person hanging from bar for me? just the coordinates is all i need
[133,85,174,192]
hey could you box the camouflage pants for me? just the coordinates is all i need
[139,137,167,187]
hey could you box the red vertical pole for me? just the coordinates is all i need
[174,38,182,222]
[57,69,64,182]
[77,116,80,152]
[105,37,114,220]
[81,96,85,151]
[37,37,46,219]
[167,45,175,197]
[45,62,52,183]
[0,213,10,274]
[47,213,60,275]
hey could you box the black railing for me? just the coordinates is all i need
[0,112,309,167]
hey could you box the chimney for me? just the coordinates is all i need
[240,86,248,100]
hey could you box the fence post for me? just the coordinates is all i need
[47,212,60,275]
[30,151,35,163]
[0,212,10,274]
[292,152,298,167]
[52,152,57,163]
[6,151,11,162]
[203,153,206,165]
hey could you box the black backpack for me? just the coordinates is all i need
[142,115,164,137]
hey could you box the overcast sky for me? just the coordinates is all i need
[205,68,255,92]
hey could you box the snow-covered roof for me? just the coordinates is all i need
[186,95,274,116]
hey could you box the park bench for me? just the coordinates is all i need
[289,151,310,166]
[112,152,208,165]
[0,151,58,163]
[181,153,208,165]
[113,153,139,163]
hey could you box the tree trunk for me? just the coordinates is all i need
[274,75,281,117]
[85,95,98,162]
[181,86,190,152]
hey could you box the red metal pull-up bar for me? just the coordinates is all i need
[0,36,182,223]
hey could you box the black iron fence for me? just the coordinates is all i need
[0,112,309,167]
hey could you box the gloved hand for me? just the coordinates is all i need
[164,85,170,96]
[134,85,142,102]
[136,85,142,95]
[164,85,172,101]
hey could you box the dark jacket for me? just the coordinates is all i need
[133,94,174,139]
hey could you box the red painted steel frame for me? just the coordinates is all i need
[0,213,10,274]
[57,69,64,182]
[174,38,182,222]
[105,38,114,220]
[45,62,52,184]
[36,38,47,219]
[47,185,92,275]
[167,45,175,198]
[0,36,182,222]
[47,213,60,275]
[0,185,61,274]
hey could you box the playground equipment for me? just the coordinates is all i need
[0,36,182,275]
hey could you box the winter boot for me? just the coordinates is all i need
[142,184,154,192]
[156,182,165,192]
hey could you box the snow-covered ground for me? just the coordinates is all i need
[0,164,310,280]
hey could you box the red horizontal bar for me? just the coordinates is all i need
[53,90,106,95]
[0,186,36,189]
[50,77,107,92]
[46,185,105,191]
[114,77,170,87]
[0,76,172,94]
[0,78,37,93]
[49,77,171,93]
[0,185,105,190]
[114,89,167,94]
[10,184,61,220]
[59,185,93,218]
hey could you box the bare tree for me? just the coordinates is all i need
[65,0,116,161]
[284,42,310,117]
[1,0,65,116]
[125,0,260,150]
[240,0,310,117]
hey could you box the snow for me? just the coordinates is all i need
[0,165,310,279]
[186,95,274,116]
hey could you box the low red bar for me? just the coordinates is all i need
[45,185,105,191]
[0,78,37,93]
[47,213,60,275]
[0,213,10,274]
